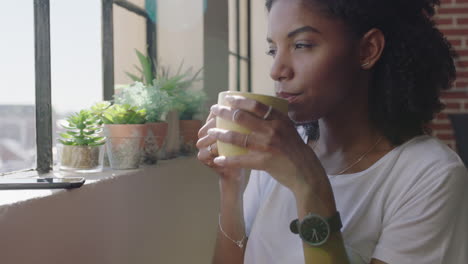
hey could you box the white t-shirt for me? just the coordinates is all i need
[243,132,468,264]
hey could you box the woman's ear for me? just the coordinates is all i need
[359,28,385,69]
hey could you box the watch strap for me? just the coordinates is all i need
[328,211,342,233]
[289,211,342,234]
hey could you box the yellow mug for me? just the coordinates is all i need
[216,91,288,156]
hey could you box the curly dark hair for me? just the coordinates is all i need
[267,0,457,145]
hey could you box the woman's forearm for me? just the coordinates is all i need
[294,183,350,264]
[303,233,350,264]
[212,181,247,264]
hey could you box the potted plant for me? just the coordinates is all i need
[124,49,205,158]
[90,101,112,166]
[114,81,171,164]
[57,110,106,173]
[177,89,207,155]
[102,103,147,170]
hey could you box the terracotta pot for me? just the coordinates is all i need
[143,122,169,164]
[179,120,203,155]
[162,111,180,159]
[103,124,147,169]
[146,122,168,148]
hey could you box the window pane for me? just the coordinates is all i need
[157,0,204,89]
[0,2,36,173]
[114,3,147,85]
[50,0,103,164]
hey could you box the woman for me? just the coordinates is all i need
[196,0,468,263]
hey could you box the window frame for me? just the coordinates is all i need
[228,0,252,92]
[26,0,157,175]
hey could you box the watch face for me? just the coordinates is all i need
[299,214,330,246]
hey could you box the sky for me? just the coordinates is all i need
[0,0,102,115]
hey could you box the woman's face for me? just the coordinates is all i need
[267,0,364,123]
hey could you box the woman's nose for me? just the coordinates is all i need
[269,53,293,82]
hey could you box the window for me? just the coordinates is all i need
[228,0,252,93]
[0,0,206,175]
[50,0,103,165]
[0,1,36,173]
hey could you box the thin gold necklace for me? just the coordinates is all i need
[311,136,383,175]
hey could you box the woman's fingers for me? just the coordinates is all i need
[224,95,288,121]
[211,104,269,133]
[198,112,216,139]
[207,128,272,152]
[196,134,219,155]
[213,151,269,171]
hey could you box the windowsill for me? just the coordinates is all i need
[0,156,220,264]
[0,159,175,207]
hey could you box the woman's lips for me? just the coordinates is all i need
[276,92,302,103]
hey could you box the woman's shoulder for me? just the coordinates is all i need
[397,135,464,168]
[386,135,468,190]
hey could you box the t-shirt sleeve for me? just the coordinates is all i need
[372,164,468,264]
[243,169,264,237]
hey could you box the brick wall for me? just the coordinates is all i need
[432,0,468,150]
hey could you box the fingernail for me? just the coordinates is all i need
[210,105,219,114]
[224,96,234,103]
[213,156,226,165]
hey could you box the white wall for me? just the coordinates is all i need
[0,158,219,264]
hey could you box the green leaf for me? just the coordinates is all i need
[66,131,79,136]
[134,65,143,74]
[60,133,73,139]
[135,49,153,85]
[93,136,106,142]
[58,139,75,146]
[125,72,142,82]
[88,141,106,146]
[83,130,97,135]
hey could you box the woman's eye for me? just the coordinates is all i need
[266,49,277,57]
[294,43,314,49]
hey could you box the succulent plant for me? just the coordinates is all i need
[114,82,171,123]
[102,104,147,125]
[90,101,111,126]
[59,110,106,146]
[176,89,207,120]
[125,49,155,86]
[124,49,206,120]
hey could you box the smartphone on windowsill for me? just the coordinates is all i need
[0,177,85,190]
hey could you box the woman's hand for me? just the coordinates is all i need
[196,110,250,191]
[207,95,328,195]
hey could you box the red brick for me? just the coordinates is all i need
[465,102,468,109]
[455,82,468,89]
[449,39,463,47]
[441,29,468,36]
[445,102,462,110]
[457,61,468,68]
[456,72,468,78]
[438,7,468,15]
[458,18,468,25]
[437,133,455,140]
[437,18,454,25]
[456,50,468,57]
[455,0,468,3]
[429,123,453,130]
[441,92,468,99]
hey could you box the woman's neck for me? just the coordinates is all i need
[311,104,393,175]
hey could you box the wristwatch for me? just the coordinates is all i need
[290,212,342,246]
